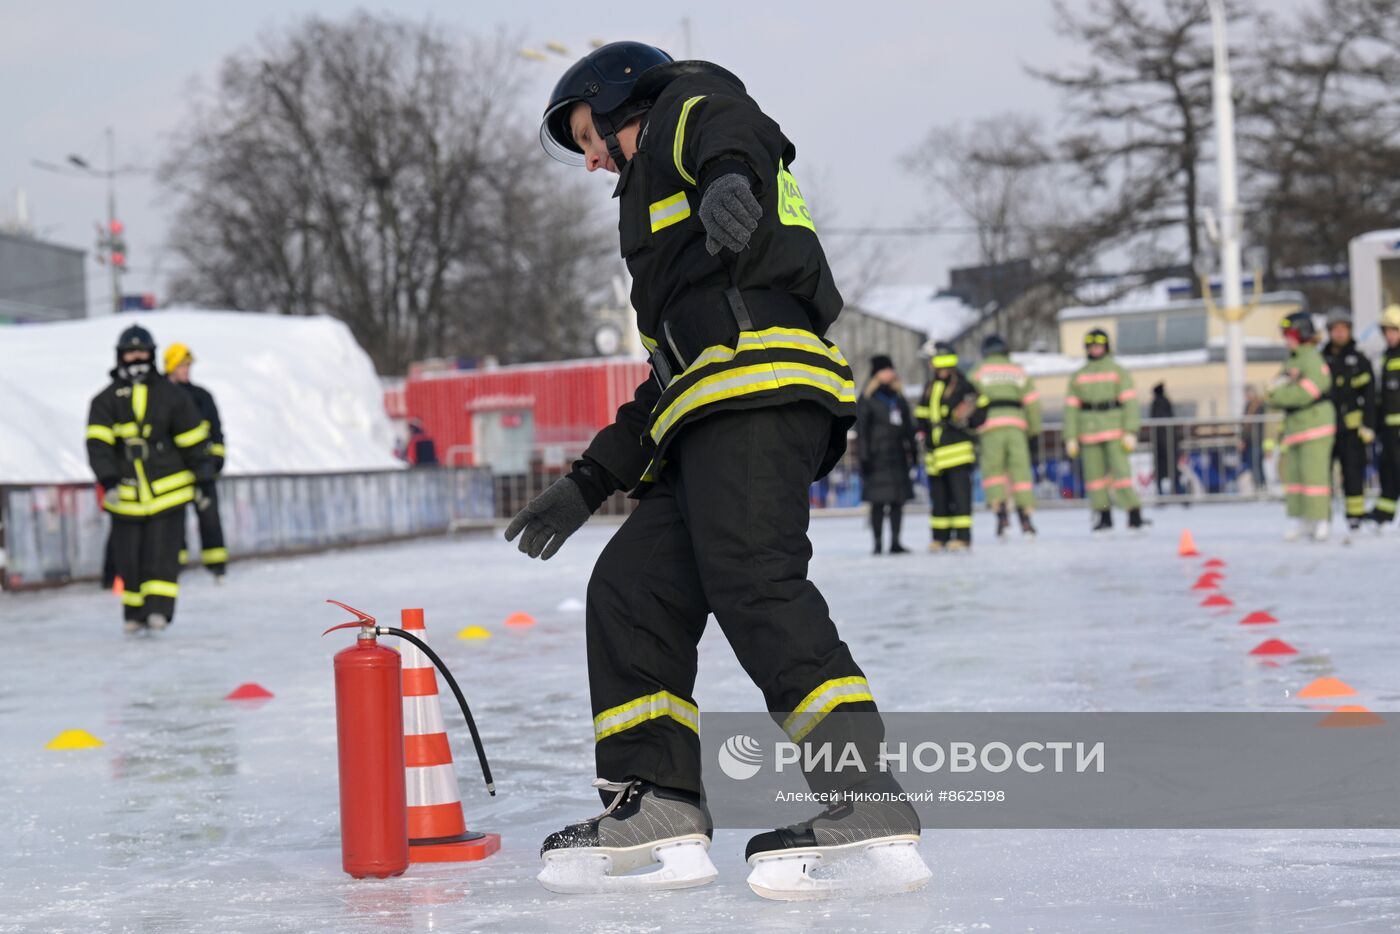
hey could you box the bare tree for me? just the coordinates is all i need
[161,13,606,372]
[1242,0,1400,307]
[1030,0,1249,296]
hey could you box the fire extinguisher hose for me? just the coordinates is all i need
[381,626,496,796]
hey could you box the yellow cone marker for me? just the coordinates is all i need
[457,625,492,640]
[46,729,104,750]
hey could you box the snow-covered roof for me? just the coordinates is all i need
[853,285,979,341]
[1013,349,1210,378]
[1059,290,1306,322]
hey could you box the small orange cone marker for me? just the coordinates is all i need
[1318,706,1385,728]
[1178,529,1199,556]
[1297,677,1357,699]
[504,612,536,628]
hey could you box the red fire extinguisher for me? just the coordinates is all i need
[324,601,409,879]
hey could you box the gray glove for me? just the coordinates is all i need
[195,491,213,513]
[504,477,592,560]
[699,173,762,255]
[103,487,124,509]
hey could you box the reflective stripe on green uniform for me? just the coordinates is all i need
[1267,344,1336,522]
[970,354,1039,509]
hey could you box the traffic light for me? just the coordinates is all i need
[109,219,127,270]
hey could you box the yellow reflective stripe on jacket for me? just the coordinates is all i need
[133,382,148,423]
[783,676,874,743]
[174,421,211,448]
[1387,413,1400,426]
[208,443,226,457]
[639,333,659,354]
[647,328,855,445]
[86,424,116,444]
[1388,358,1400,371]
[150,470,195,496]
[594,690,699,742]
[672,95,706,186]
[1351,372,1371,388]
[113,421,140,438]
[651,362,855,444]
[649,191,691,232]
[1344,410,1363,429]
[139,579,179,598]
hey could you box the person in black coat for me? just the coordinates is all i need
[857,354,917,553]
[1149,382,1181,497]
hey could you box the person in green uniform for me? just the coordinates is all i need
[1063,328,1145,532]
[969,334,1041,539]
[1267,312,1337,541]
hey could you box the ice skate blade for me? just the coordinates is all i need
[537,836,716,895]
[745,835,930,901]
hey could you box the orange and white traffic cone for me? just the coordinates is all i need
[398,608,501,863]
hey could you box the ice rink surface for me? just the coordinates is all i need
[4,501,1399,933]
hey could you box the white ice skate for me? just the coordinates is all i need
[1284,519,1304,542]
[147,613,169,631]
[1311,520,1331,542]
[745,797,931,901]
[537,780,717,895]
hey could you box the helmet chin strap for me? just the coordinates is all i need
[592,111,629,168]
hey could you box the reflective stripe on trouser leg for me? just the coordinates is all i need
[1006,428,1036,509]
[946,464,974,544]
[138,510,185,622]
[593,691,699,742]
[783,677,874,743]
[1300,436,1333,521]
[1106,442,1140,509]
[675,404,884,796]
[586,483,709,796]
[1081,442,1109,511]
[197,483,227,567]
[929,475,951,542]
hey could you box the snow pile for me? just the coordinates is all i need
[0,309,401,484]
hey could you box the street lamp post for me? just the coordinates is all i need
[1207,0,1247,418]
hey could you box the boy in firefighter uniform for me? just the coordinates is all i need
[915,342,986,551]
[1268,313,1337,541]
[1369,305,1400,526]
[512,42,926,898]
[1320,310,1376,534]
[165,343,229,580]
[1064,328,1145,531]
[969,333,1041,538]
[87,325,211,632]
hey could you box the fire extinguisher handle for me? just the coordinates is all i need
[382,626,496,797]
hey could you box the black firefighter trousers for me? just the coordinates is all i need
[111,509,184,625]
[1333,428,1368,521]
[587,402,883,799]
[180,481,227,575]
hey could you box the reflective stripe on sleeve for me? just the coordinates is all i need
[86,424,116,444]
[201,547,228,564]
[174,421,211,448]
[150,470,195,495]
[672,95,707,186]
[649,191,692,232]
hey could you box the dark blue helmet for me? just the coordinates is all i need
[540,41,673,167]
[981,333,1008,357]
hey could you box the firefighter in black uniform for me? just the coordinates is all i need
[87,325,211,633]
[512,42,924,896]
[1321,309,1376,534]
[914,342,986,551]
[165,342,228,580]
[1370,305,1400,526]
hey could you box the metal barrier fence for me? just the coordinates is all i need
[0,467,494,591]
[0,415,1298,591]
[431,413,1290,514]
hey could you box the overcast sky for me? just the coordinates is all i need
[3,1,1127,315]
